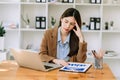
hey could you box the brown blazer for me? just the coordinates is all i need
[39,27,87,63]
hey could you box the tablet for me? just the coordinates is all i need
[60,62,91,73]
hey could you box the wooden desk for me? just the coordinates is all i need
[0,62,116,80]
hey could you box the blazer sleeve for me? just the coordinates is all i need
[39,30,55,62]
[70,42,87,63]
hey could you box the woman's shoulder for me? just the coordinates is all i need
[45,26,58,34]
[43,27,58,39]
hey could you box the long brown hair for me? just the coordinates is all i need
[58,8,82,57]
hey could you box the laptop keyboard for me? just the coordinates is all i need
[44,65,53,69]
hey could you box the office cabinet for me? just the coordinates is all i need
[0,0,120,56]
[0,0,120,52]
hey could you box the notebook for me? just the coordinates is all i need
[10,48,61,71]
[59,62,91,73]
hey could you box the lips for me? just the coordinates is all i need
[64,28,69,32]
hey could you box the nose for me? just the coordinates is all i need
[66,23,70,28]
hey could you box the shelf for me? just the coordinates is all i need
[0,2,20,4]
[87,53,120,60]
[5,28,19,31]
[75,3,101,6]
[102,30,120,33]
[103,4,120,6]
[20,28,46,32]
[1,0,120,52]
[21,2,47,5]
[48,2,74,5]
[82,30,101,33]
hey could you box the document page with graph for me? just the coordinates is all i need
[59,62,92,73]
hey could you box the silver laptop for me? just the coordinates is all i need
[10,48,61,71]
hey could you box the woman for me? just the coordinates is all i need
[39,8,87,66]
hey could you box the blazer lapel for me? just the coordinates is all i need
[51,27,58,57]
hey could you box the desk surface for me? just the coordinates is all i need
[0,63,116,80]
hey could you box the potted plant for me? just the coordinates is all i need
[0,21,6,51]
[110,21,114,30]
[51,16,56,28]
[21,14,30,28]
[105,22,109,30]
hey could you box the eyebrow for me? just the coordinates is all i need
[64,19,75,24]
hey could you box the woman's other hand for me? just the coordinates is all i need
[73,21,84,43]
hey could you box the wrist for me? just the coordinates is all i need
[53,59,57,63]
[49,59,56,63]
[79,38,84,43]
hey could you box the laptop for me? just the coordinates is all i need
[10,48,62,71]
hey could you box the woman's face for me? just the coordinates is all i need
[61,16,76,34]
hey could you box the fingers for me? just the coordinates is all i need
[60,60,68,66]
[53,59,68,66]
[75,21,80,30]
[73,28,76,32]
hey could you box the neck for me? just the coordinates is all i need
[60,28,69,37]
[60,28,69,43]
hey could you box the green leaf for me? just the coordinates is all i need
[0,21,6,37]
